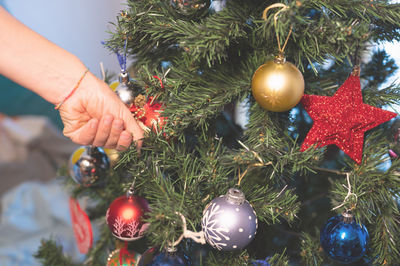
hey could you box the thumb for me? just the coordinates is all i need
[121,107,144,150]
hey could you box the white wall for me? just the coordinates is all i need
[5,0,127,77]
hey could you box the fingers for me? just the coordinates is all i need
[104,118,124,148]
[93,115,132,150]
[70,118,98,145]
[116,130,133,151]
[61,75,144,150]
[121,108,144,150]
[92,114,114,147]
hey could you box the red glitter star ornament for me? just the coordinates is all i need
[300,71,397,164]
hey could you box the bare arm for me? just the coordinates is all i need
[0,7,143,149]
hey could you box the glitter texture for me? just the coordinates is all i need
[300,73,397,164]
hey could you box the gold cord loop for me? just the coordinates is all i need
[262,3,293,54]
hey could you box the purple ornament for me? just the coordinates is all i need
[389,149,398,159]
[389,119,400,159]
[201,188,257,251]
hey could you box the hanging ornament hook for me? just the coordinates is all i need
[101,38,128,72]
[332,173,358,212]
[236,140,272,186]
[118,38,128,72]
[262,3,293,55]
[126,169,145,197]
[167,212,206,250]
[127,176,137,197]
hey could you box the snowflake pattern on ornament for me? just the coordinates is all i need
[201,202,230,250]
[126,220,140,238]
[112,216,140,238]
[113,216,126,237]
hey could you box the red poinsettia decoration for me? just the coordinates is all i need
[130,95,167,132]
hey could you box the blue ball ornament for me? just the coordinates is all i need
[138,247,190,266]
[149,252,190,266]
[251,257,271,266]
[306,9,321,19]
[161,61,172,69]
[320,212,369,264]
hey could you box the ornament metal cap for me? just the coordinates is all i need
[342,210,354,224]
[119,70,130,84]
[273,53,286,64]
[86,145,95,155]
[126,177,137,198]
[166,246,177,253]
[225,188,245,205]
[126,188,135,198]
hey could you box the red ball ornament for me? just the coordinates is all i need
[106,191,150,241]
[69,198,93,254]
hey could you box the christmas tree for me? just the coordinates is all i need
[35,0,400,265]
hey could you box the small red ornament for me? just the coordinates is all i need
[130,96,167,132]
[69,198,93,254]
[107,245,141,266]
[300,70,397,164]
[106,191,150,241]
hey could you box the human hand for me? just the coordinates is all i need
[58,72,144,150]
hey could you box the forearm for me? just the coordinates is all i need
[0,7,87,105]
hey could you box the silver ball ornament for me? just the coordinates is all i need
[209,0,226,13]
[68,146,110,187]
[201,188,257,251]
[115,71,135,106]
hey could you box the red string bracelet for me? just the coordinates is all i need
[55,68,89,110]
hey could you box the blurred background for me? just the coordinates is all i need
[0,0,399,265]
[0,1,126,265]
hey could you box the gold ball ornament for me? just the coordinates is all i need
[251,55,304,112]
[104,148,120,167]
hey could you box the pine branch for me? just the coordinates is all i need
[371,214,400,265]
[39,0,400,264]
[34,239,79,266]
[299,232,324,266]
